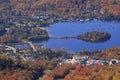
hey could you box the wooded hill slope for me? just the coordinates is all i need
[0,0,120,19]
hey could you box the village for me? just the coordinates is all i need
[59,55,120,66]
[0,41,120,67]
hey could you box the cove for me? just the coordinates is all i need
[0,29,7,36]
[38,20,120,53]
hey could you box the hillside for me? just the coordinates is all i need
[0,0,120,19]
[0,0,120,80]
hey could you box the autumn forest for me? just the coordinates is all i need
[0,0,120,80]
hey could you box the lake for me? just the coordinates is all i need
[16,44,29,49]
[0,29,6,36]
[38,20,120,53]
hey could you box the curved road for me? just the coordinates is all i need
[22,40,37,52]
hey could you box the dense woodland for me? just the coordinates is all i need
[77,31,111,42]
[0,0,120,80]
[6,0,120,18]
[0,49,120,80]
[0,46,120,80]
[0,0,120,42]
[0,0,120,19]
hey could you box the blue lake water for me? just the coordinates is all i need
[0,29,6,36]
[39,20,120,53]
[16,44,29,49]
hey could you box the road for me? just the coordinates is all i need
[22,40,37,52]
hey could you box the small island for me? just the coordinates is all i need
[77,31,111,43]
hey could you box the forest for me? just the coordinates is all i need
[0,51,120,80]
[0,0,120,80]
[0,0,120,19]
[0,0,120,42]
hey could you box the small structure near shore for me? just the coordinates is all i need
[77,31,111,43]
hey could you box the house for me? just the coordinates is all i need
[86,59,96,66]
[59,55,120,66]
